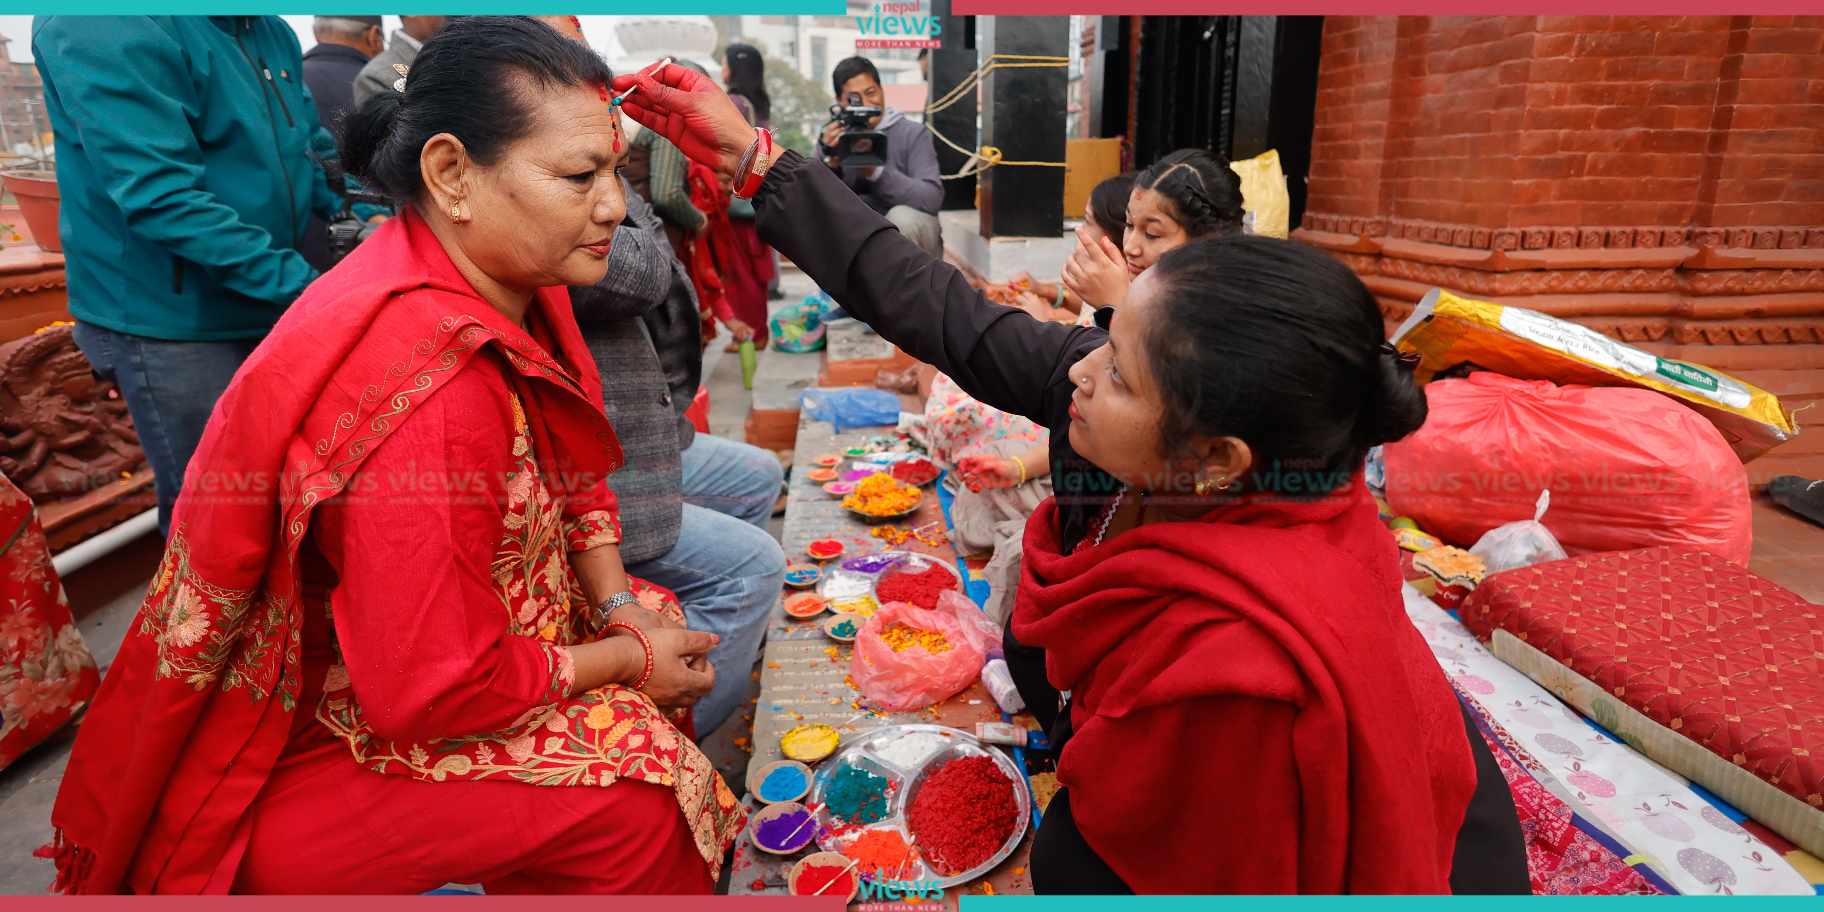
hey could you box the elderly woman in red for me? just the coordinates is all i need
[40,18,741,894]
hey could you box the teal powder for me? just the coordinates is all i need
[825,765,890,824]
[758,765,808,802]
[831,619,858,638]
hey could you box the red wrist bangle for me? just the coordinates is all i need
[605,622,655,691]
[733,128,773,200]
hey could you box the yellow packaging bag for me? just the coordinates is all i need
[1230,149,1289,239]
[1392,289,1798,462]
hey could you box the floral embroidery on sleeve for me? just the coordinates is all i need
[565,509,621,552]
[543,644,576,701]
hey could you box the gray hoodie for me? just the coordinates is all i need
[841,107,943,216]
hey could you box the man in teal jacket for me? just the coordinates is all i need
[34,16,381,535]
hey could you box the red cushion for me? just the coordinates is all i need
[1461,547,1823,811]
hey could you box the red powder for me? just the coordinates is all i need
[905,755,1017,875]
[793,862,856,897]
[875,565,957,611]
[892,459,938,485]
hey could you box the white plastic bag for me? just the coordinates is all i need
[1469,489,1569,574]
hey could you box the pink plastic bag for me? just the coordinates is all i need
[850,590,1000,711]
[1383,373,1751,565]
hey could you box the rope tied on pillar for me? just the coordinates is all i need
[924,53,1072,180]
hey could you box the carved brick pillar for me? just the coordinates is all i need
[1297,15,1824,485]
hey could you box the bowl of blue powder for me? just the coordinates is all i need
[749,759,813,805]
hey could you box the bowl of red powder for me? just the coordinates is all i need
[873,563,961,611]
[903,748,1028,881]
[890,458,940,487]
[789,851,859,900]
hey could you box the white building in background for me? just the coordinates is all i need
[594,15,722,85]
[710,10,924,89]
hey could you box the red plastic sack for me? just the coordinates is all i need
[1383,373,1751,565]
[850,590,1000,711]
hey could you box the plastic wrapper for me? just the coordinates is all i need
[1230,149,1289,239]
[1392,289,1797,462]
[1383,372,1752,566]
[1469,489,1569,574]
[850,591,1000,711]
[801,387,903,433]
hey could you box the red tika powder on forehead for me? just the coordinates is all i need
[905,755,1017,875]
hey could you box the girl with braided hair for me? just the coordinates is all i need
[1063,148,1245,310]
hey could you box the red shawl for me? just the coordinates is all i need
[685,161,738,338]
[1012,478,1475,893]
[39,209,623,893]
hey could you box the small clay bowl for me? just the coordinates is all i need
[749,759,814,805]
[783,563,823,590]
[789,852,860,900]
[822,480,856,499]
[750,801,818,855]
[891,459,941,487]
[783,591,828,620]
[806,467,839,484]
[806,538,845,561]
[814,453,843,468]
[781,723,841,763]
[821,612,861,643]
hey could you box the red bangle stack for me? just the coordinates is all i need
[733,128,774,200]
[605,622,655,691]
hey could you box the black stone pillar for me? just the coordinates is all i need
[979,16,1067,238]
[929,0,977,212]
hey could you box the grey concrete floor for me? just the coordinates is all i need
[0,266,821,894]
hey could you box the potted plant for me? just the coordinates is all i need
[0,170,59,253]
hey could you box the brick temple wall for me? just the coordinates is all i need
[1295,15,1824,486]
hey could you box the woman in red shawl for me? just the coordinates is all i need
[614,65,1528,893]
[39,19,742,894]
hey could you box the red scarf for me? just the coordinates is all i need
[39,210,622,893]
[1013,478,1474,893]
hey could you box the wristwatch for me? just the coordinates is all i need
[594,590,639,626]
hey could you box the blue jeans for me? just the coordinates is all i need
[72,322,259,537]
[625,434,784,734]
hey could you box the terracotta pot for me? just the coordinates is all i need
[2,170,60,253]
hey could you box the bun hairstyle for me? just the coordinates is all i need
[1142,235,1427,495]
[1087,173,1135,240]
[340,16,612,205]
[1132,149,1244,238]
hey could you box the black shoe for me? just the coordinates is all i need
[1769,475,1824,528]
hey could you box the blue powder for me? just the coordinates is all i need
[758,765,808,802]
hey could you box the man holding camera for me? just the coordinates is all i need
[821,56,944,258]
[33,15,382,536]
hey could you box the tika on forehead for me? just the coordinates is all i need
[603,58,671,154]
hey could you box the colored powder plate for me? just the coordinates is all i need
[906,756,1018,875]
[814,454,844,468]
[783,564,822,589]
[806,468,839,484]
[841,553,902,574]
[752,806,817,853]
[784,592,828,619]
[758,765,810,803]
[822,613,859,643]
[842,828,916,875]
[823,481,856,498]
[875,565,959,610]
[807,539,845,561]
[781,723,841,762]
[821,573,875,600]
[824,763,892,825]
[790,852,858,899]
[831,596,878,618]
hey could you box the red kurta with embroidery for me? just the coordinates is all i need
[38,210,742,895]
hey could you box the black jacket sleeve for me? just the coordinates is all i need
[753,150,1102,432]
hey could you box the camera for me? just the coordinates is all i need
[822,92,889,171]
[324,189,390,265]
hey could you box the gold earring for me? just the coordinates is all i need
[1195,475,1231,496]
[449,200,463,222]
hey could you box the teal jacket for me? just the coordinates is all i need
[34,16,377,341]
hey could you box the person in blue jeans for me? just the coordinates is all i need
[33,16,382,535]
[571,169,783,738]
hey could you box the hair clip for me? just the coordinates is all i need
[391,62,409,94]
